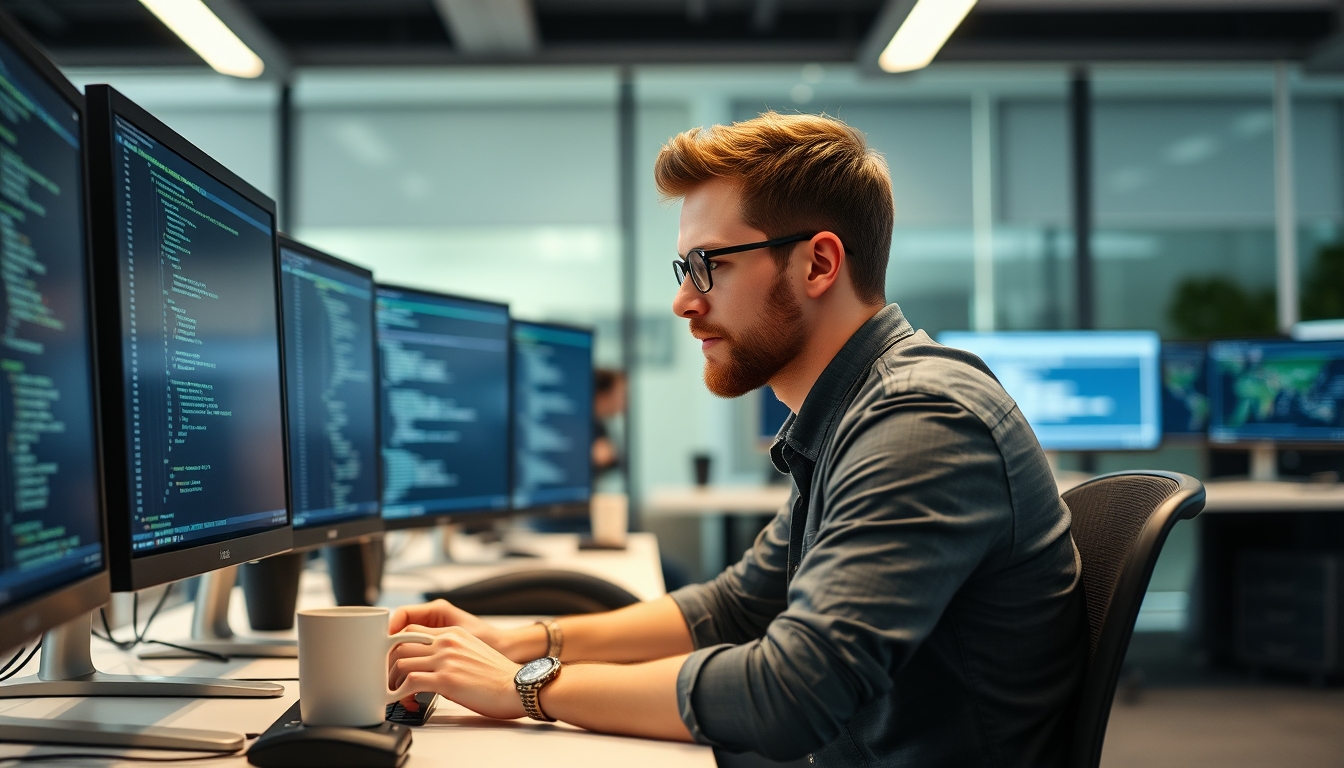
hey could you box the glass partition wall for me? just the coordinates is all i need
[63,61,1344,620]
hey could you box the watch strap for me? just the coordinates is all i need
[544,620,564,659]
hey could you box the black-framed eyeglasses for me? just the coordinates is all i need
[673,233,814,294]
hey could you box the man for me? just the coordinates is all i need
[387,112,1085,766]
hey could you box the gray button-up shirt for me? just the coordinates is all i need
[669,304,1085,767]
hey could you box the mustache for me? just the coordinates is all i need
[688,319,734,342]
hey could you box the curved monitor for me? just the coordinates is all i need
[377,285,510,529]
[0,13,109,650]
[86,86,290,592]
[938,330,1162,451]
[1208,338,1344,446]
[512,321,593,515]
[280,236,382,550]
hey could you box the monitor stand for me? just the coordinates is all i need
[0,611,281,700]
[138,565,297,659]
[1250,445,1279,482]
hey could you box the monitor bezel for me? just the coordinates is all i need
[375,283,513,531]
[278,235,385,552]
[510,318,595,519]
[1205,336,1344,450]
[0,9,112,650]
[85,85,292,592]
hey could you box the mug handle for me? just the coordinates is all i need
[384,631,435,705]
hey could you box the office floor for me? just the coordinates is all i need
[1100,633,1344,768]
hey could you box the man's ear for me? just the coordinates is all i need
[801,232,847,300]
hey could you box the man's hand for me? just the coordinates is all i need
[388,599,548,663]
[389,626,526,721]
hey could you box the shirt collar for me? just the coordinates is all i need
[771,303,914,465]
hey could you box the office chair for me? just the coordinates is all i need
[1062,470,1205,768]
[424,569,641,615]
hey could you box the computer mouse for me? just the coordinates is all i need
[248,701,412,768]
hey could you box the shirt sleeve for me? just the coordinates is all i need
[676,395,1012,760]
[669,492,794,649]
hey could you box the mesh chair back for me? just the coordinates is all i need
[1063,471,1205,768]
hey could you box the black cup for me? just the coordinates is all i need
[240,552,304,631]
[324,539,386,607]
[693,453,713,487]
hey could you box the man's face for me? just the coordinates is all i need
[672,179,807,398]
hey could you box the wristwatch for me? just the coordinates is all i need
[515,656,562,722]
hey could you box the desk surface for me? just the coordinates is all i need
[649,478,1344,517]
[0,533,713,767]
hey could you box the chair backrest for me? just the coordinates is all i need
[424,569,641,615]
[1062,470,1205,768]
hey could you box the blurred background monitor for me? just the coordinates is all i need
[759,386,791,446]
[1162,342,1209,440]
[512,321,594,516]
[938,331,1162,451]
[377,286,511,529]
[1207,339,1344,446]
[280,236,383,550]
[0,11,108,654]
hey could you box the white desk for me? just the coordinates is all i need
[0,533,713,767]
[644,487,790,578]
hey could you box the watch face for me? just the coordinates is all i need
[518,657,556,685]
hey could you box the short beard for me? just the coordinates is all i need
[691,270,806,398]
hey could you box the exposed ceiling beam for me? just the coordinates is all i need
[432,0,538,56]
[198,0,291,80]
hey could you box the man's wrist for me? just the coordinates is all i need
[500,623,549,663]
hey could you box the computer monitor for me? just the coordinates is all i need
[1207,338,1344,445]
[938,331,1162,451]
[280,236,383,550]
[377,285,511,529]
[512,320,594,516]
[1162,342,1209,440]
[77,85,294,672]
[0,16,259,750]
[0,9,108,658]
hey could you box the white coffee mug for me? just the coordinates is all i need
[590,492,628,547]
[297,606,434,727]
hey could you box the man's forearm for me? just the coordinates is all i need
[538,654,694,742]
[499,595,695,663]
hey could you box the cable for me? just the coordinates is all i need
[0,646,39,683]
[89,585,230,663]
[0,645,27,677]
[92,584,174,651]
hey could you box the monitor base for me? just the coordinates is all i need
[138,566,297,660]
[0,671,282,698]
[138,638,296,659]
[0,715,244,752]
[0,612,283,701]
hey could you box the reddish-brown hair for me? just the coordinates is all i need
[654,111,893,305]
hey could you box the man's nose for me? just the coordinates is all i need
[672,277,707,318]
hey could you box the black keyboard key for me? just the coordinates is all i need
[385,692,437,726]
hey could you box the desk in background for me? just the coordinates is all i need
[0,533,713,768]
[1192,480,1344,674]
[644,486,791,578]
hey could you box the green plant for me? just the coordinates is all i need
[1301,242,1344,321]
[1168,277,1276,340]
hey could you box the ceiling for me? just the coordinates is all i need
[2,0,1340,72]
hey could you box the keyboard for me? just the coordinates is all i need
[386,692,437,726]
